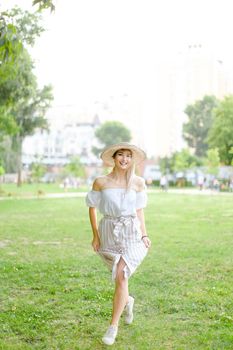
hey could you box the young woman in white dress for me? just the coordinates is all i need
[86,142,151,346]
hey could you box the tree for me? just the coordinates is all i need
[205,148,220,176]
[32,0,55,12]
[0,14,22,63]
[0,164,5,184]
[0,136,18,173]
[0,7,44,64]
[207,96,233,165]
[159,155,176,174]
[173,149,197,173]
[230,147,233,166]
[159,150,202,175]
[0,8,53,185]
[0,47,53,185]
[0,108,18,140]
[93,121,131,156]
[31,159,46,183]
[64,156,86,179]
[183,95,218,157]
[0,3,53,65]
[173,149,200,186]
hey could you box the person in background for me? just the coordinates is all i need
[197,173,205,190]
[160,175,168,191]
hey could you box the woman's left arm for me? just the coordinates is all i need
[136,208,151,248]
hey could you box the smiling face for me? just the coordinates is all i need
[112,148,133,170]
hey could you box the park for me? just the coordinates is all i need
[1,1,233,348]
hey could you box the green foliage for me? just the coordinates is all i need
[159,151,203,175]
[0,8,53,186]
[208,95,233,165]
[0,136,18,173]
[175,149,199,173]
[64,156,86,179]
[0,164,5,177]
[32,0,56,12]
[0,107,18,139]
[31,160,46,183]
[0,10,52,138]
[159,154,176,174]
[183,95,218,157]
[0,19,22,62]
[0,6,44,65]
[173,149,200,187]
[0,47,53,184]
[230,147,233,166]
[174,149,191,172]
[1,7,45,47]
[0,48,35,107]
[205,148,220,176]
[93,120,131,156]
[0,162,5,189]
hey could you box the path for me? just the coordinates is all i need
[0,188,232,201]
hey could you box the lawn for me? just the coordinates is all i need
[0,193,232,349]
[0,183,89,197]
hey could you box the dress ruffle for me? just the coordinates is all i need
[85,190,101,207]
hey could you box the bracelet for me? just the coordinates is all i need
[141,235,149,239]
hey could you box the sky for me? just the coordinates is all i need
[1,0,233,155]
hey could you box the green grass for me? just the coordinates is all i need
[0,193,232,349]
[0,183,88,197]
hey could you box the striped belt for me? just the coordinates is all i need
[103,215,138,244]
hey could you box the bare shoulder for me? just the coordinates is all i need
[133,175,146,191]
[92,176,108,190]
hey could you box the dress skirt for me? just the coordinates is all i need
[97,214,148,280]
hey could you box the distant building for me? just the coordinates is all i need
[22,115,101,166]
[153,44,233,157]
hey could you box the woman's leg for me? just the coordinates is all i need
[110,257,129,326]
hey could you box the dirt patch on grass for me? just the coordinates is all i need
[33,241,61,245]
[0,240,11,248]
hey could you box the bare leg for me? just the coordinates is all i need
[110,258,129,326]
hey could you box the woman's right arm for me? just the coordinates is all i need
[89,207,100,252]
[89,177,102,252]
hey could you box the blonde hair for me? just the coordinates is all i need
[126,162,136,190]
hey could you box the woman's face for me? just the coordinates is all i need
[113,149,132,170]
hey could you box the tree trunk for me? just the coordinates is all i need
[12,135,23,187]
[17,139,22,187]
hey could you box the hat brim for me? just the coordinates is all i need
[100,142,146,167]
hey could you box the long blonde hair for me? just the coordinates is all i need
[125,162,135,190]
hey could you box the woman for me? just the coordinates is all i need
[86,142,151,346]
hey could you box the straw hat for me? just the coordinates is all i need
[100,142,146,167]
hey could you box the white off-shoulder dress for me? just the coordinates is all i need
[86,188,148,280]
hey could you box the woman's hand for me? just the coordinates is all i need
[142,236,151,248]
[92,236,100,252]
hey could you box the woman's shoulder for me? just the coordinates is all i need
[92,176,108,191]
[132,176,146,192]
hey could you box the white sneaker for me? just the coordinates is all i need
[102,325,118,345]
[125,296,134,324]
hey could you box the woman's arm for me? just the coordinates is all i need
[88,177,102,252]
[89,207,100,252]
[136,208,151,248]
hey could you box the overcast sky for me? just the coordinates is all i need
[2,0,233,155]
[2,0,233,107]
